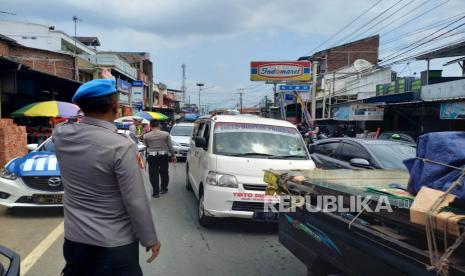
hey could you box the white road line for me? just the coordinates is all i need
[20,221,64,276]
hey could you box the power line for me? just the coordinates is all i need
[381,15,465,63]
[333,0,405,46]
[381,0,451,37]
[368,0,434,39]
[381,28,465,54]
[381,11,465,45]
[350,0,417,42]
[304,0,384,55]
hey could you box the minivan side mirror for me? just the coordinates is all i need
[307,144,315,154]
[194,136,207,148]
[350,158,371,169]
[27,144,38,151]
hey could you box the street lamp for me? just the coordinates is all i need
[197,83,204,114]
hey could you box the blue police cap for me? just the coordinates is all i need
[72,79,117,103]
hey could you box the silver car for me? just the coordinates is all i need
[170,123,194,159]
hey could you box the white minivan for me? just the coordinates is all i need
[186,114,315,226]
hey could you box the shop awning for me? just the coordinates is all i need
[362,92,419,104]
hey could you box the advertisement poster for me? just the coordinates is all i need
[440,101,465,119]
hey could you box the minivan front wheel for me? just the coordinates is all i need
[198,191,213,227]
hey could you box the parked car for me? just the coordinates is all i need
[170,122,194,159]
[186,115,315,226]
[378,131,416,144]
[309,138,416,170]
[0,245,19,276]
[0,132,146,208]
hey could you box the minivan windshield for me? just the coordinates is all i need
[213,123,308,159]
[171,125,194,136]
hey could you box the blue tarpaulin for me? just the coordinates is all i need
[404,132,465,201]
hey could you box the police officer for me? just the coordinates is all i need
[143,120,176,197]
[53,77,160,276]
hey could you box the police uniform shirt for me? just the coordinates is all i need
[53,116,158,248]
[143,130,175,155]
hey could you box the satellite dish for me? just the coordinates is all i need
[353,59,372,72]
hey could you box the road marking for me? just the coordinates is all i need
[20,221,64,276]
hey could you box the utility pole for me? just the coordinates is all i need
[265,95,269,118]
[311,61,319,124]
[181,64,186,104]
[237,88,245,114]
[72,16,82,81]
[196,83,204,114]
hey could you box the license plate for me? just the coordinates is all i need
[33,194,63,204]
[252,211,279,222]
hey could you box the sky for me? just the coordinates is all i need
[1,0,464,109]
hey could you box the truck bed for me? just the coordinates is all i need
[265,169,465,275]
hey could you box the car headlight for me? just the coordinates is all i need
[172,140,181,147]
[0,168,17,180]
[206,172,238,188]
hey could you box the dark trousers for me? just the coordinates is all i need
[147,155,169,195]
[62,239,142,276]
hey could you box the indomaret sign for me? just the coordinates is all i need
[250,61,311,81]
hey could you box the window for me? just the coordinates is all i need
[338,143,370,162]
[202,122,211,150]
[193,122,204,137]
[213,123,308,159]
[369,144,416,169]
[171,125,194,137]
[39,139,55,153]
[315,142,339,157]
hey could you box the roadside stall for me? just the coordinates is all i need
[11,101,80,144]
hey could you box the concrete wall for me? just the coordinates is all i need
[421,79,465,100]
[321,65,393,100]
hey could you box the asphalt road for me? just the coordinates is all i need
[0,163,306,276]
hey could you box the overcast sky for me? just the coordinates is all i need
[1,0,464,109]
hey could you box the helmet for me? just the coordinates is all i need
[391,134,401,140]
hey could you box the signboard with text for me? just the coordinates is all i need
[250,61,311,81]
[278,84,311,92]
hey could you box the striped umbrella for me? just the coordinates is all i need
[135,111,169,121]
[11,101,80,118]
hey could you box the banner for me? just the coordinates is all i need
[440,101,465,119]
[332,104,383,121]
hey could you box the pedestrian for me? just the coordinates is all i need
[143,119,177,198]
[53,77,160,276]
[130,117,145,139]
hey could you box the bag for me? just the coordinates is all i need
[404,131,465,202]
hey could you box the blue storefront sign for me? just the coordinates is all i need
[132,80,144,87]
[117,79,131,93]
[278,84,311,92]
[285,94,294,101]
